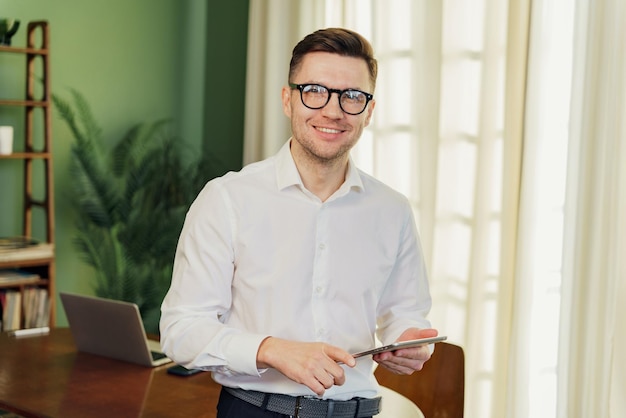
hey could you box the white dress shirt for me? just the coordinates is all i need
[160,139,432,400]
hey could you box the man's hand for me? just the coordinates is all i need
[257,337,356,396]
[374,328,438,375]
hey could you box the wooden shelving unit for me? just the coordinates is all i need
[0,21,55,329]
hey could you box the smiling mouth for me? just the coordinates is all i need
[316,126,343,134]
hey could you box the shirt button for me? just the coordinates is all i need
[319,243,326,250]
[315,286,324,294]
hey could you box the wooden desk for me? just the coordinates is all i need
[0,328,222,417]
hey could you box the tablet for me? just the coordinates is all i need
[351,335,447,358]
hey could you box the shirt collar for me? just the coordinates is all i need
[275,138,364,195]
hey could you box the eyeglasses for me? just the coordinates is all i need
[289,83,373,115]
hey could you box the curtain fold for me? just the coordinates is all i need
[559,0,626,416]
[501,0,531,415]
[507,0,577,416]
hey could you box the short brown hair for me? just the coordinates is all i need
[289,28,378,91]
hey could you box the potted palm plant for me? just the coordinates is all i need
[53,89,220,333]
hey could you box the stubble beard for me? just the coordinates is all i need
[292,121,362,168]
[299,136,353,167]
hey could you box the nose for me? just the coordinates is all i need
[320,92,344,118]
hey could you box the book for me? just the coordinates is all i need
[0,269,41,284]
[23,287,49,328]
[0,242,54,263]
[1,290,21,331]
[37,288,50,327]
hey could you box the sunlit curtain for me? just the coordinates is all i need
[557,0,626,416]
[512,0,626,416]
[507,0,575,416]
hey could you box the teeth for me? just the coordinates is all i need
[317,127,341,134]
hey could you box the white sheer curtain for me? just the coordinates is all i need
[508,0,575,416]
[515,0,626,416]
[557,0,626,416]
[243,0,625,416]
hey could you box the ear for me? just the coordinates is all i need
[364,99,376,127]
[282,86,292,118]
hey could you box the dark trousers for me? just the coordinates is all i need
[217,388,289,417]
[216,388,374,418]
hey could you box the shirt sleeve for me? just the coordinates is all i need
[375,201,433,344]
[159,179,268,376]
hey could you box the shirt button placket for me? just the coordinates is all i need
[312,205,330,341]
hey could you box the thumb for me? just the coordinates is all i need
[398,327,439,341]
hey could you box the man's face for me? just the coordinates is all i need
[282,52,375,165]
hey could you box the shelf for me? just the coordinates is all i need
[0,99,49,107]
[0,152,52,159]
[0,278,49,289]
[0,20,55,329]
[0,45,48,55]
[0,257,55,269]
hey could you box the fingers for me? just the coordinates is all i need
[377,354,428,374]
[375,344,431,363]
[325,361,347,386]
[305,345,354,394]
[315,370,339,391]
[324,344,357,368]
[373,334,434,375]
[259,338,353,396]
[298,354,347,396]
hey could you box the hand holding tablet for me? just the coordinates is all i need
[351,335,447,358]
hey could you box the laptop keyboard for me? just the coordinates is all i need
[151,351,167,361]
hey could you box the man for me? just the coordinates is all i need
[160,27,437,418]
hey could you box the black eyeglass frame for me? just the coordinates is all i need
[288,83,374,115]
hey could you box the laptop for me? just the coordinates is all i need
[60,292,172,367]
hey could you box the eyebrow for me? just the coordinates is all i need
[301,82,370,92]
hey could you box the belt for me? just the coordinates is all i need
[223,387,381,418]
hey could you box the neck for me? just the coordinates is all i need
[290,142,349,202]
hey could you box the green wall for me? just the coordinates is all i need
[0,0,249,326]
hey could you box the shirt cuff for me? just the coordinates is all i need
[222,332,270,376]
